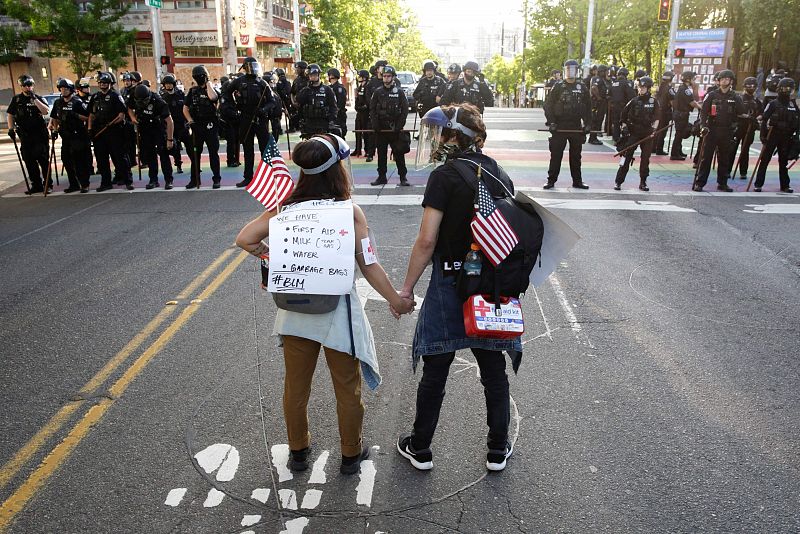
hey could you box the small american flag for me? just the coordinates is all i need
[246,137,294,211]
[470,180,519,266]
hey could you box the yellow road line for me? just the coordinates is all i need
[0,248,235,494]
[0,250,248,532]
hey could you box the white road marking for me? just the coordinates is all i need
[278,517,309,534]
[300,489,323,509]
[241,515,261,526]
[0,198,113,248]
[308,450,329,484]
[743,204,800,214]
[241,531,255,534]
[352,194,424,206]
[271,443,293,482]
[278,488,298,510]
[355,459,377,507]
[454,355,480,377]
[250,488,271,503]
[535,198,697,211]
[356,277,423,310]
[530,286,553,342]
[164,488,187,507]
[194,443,240,482]
[549,274,581,334]
[202,488,225,508]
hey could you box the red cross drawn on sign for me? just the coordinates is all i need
[339,229,349,236]
[474,300,493,317]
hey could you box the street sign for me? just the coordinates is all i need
[146,0,162,8]
[275,45,295,58]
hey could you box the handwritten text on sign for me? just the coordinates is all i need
[268,199,355,295]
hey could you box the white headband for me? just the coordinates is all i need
[299,135,350,175]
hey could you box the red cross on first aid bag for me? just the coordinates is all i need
[463,295,525,339]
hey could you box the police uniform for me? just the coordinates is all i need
[217,82,240,167]
[754,95,799,191]
[185,85,222,187]
[289,73,310,131]
[297,83,337,138]
[615,94,660,190]
[120,85,139,171]
[161,87,193,173]
[588,73,610,143]
[266,76,284,142]
[653,80,675,154]
[128,92,173,187]
[438,78,494,114]
[90,88,132,189]
[543,80,592,188]
[50,94,92,192]
[329,80,348,137]
[7,92,50,192]
[226,74,275,186]
[370,82,409,184]
[354,79,372,156]
[670,82,697,159]
[609,76,635,142]
[413,75,445,117]
[729,91,763,179]
[695,88,745,190]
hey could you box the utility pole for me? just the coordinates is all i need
[501,22,505,57]
[665,0,681,71]
[149,6,163,82]
[583,0,595,69]
[520,0,528,108]
[292,0,301,62]
[223,0,238,74]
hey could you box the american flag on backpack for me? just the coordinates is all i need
[246,137,294,211]
[470,179,519,266]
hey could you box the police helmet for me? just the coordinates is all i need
[96,72,114,85]
[778,77,796,93]
[327,68,341,79]
[122,72,132,82]
[220,76,229,85]
[463,60,480,74]
[375,59,388,68]
[717,69,735,81]
[743,77,757,86]
[192,65,210,85]
[617,67,629,78]
[18,74,34,87]
[133,83,151,104]
[241,56,261,76]
[635,69,647,78]
[609,65,618,76]
[357,69,369,80]
[681,70,696,82]
[78,78,91,89]
[382,65,396,77]
[563,59,580,80]
[263,71,274,81]
[597,64,608,74]
[129,71,142,83]
[307,63,322,76]
[662,70,675,80]
[551,69,562,75]
[369,65,377,76]
[161,74,177,86]
[589,64,598,72]
[447,63,461,75]
[275,68,286,77]
[56,78,75,92]
[423,60,436,72]
[295,60,308,70]
[638,76,654,89]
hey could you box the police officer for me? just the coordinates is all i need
[327,68,348,137]
[77,79,92,103]
[289,60,310,132]
[89,72,132,191]
[729,76,763,179]
[588,64,610,144]
[584,64,597,87]
[653,71,675,155]
[694,70,745,192]
[274,67,292,119]
[413,60,445,118]
[48,78,91,193]
[545,69,562,88]
[226,57,276,188]
[670,70,701,160]
[160,74,192,175]
[543,59,592,189]
[128,84,174,189]
[369,65,409,186]
[763,70,784,106]
[608,67,635,143]
[438,63,462,104]
[353,69,371,157]
[634,69,647,84]
[753,77,798,193]
[368,60,390,94]
[183,65,222,189]
[263,71,284,142]
[123,71,143,171]
[7,74,51,194]
[76,78,96,176]
[613,76,660,192]
[439,60,494,114]
[218,75,241,167]
[296,63,338,140]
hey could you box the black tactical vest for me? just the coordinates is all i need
[188,87,217,121]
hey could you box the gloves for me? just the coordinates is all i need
[583,124,592,134]
[548,123,558,133]
[620,124,630,137]
[700,126,709,137]
[50,130,59,140]
[7,128,16,141]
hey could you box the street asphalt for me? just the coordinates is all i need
[1,108,799,533]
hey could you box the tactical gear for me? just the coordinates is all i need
[241,56,262,76]
[447,63,462,75]
[635,69,647,79]
[192,65,210,85]
[423,60,436,72]
[18,74,34,87]
[563,59,580,80]
[295,60,308,69]
[617,67,629,78]
[382,65,396,76]
[97,72,114,85]
[375,59,388,68]
[463,61,480,73]
[307,63,322,75]
[717,69,735,80]
[662,71,674,80]
[122,72,132,81]
[275,68,286,77]
[77,78,90,89]
[327,68,340,79]
[57,78,75,92]
[743,77,757,87]
[597,64,608,74]
[681,71,696,82]
[778,77,796,94]
[134,84,151,105]
[638,76,654,89]
[357,69,369,80]
[161,74,177,86]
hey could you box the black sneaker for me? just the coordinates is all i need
[146,182,158,190]
[781,187,794,193]
[365,156,373,162]
[185,182,198,189]
[340,446,370,475]
[165,181,173,190]
[639,182,649,192]
[125,183,135,191]
[613,184,621,191]
[289,447,310,472]
[96,184,113,192]
[543,181,556,190]
[753,187,762,192]
[212,179,221,189]
[396,435,433,471]
[572,182,590,190]
[399,177,410,186]
[716,184,733,192]
[236,178,251,188]
[486,441,514,471]
[370,177,387,186]
[63,186,80,194]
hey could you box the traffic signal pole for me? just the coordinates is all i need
[150,6,164,81]
[665,0,681,70]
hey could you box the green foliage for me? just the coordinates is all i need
[2,0,136,79]
[301,25,341,67]
[483,54,522,96]
[0,24,29,66]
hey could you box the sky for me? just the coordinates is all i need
[403,0,527,46]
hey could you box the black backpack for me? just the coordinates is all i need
[450,157,544,303]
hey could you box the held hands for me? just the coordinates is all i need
[388,288,416,319]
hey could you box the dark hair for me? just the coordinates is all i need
[285,134,352,204]
[439,103,487,150]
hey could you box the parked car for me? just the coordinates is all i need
[41,93,60,109]
[396,71,418,112]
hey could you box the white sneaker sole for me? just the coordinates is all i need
[486,443,514,471]
[396,441,433,471]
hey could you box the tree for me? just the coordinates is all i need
[301,25,340,67]
[0,24,28,66]
[483,54,520,99]
[2,0,136,80]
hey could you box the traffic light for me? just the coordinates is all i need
[675,48,686,58]
[657,0,671,21]
[160,55,171,66]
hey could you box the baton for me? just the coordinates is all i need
[666,122,673,153]
[788,159,798,171]
[11,136,32,194]
[692,132,710,189]
[613,123,673,157]
[353,129,419,133]
[43,135,57,196]
[136,127,142,182]
[281,102,292,158]
[734,121,753,177]
[91,116,123,140]
[746,126,772,192]
[689,134,696,159]
[537,129,603,133]
[50,141,60,186]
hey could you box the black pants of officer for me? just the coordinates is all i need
[94,126,132,187]
[671,114,690,158]
[336,111,347,138]
[225,120,240,165]
[240,119,270,183]
[19,134,49,192]
[609,104,623,142]
[754,134,792,190]
[289,108,301,132]
[271,115,283,143]
[728,121,757,178]
[653,109,672,153]
[615,134,653,186]
[140,128,173,185]
[547,132,584,184]
[695,129,733,188]
[375,132,407,181]
[169,126,192,172]
[589,102,606,141]
[61,136,91,190]
[354,113,371,155]
[189,120,221,186]
[124,121,137,167]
